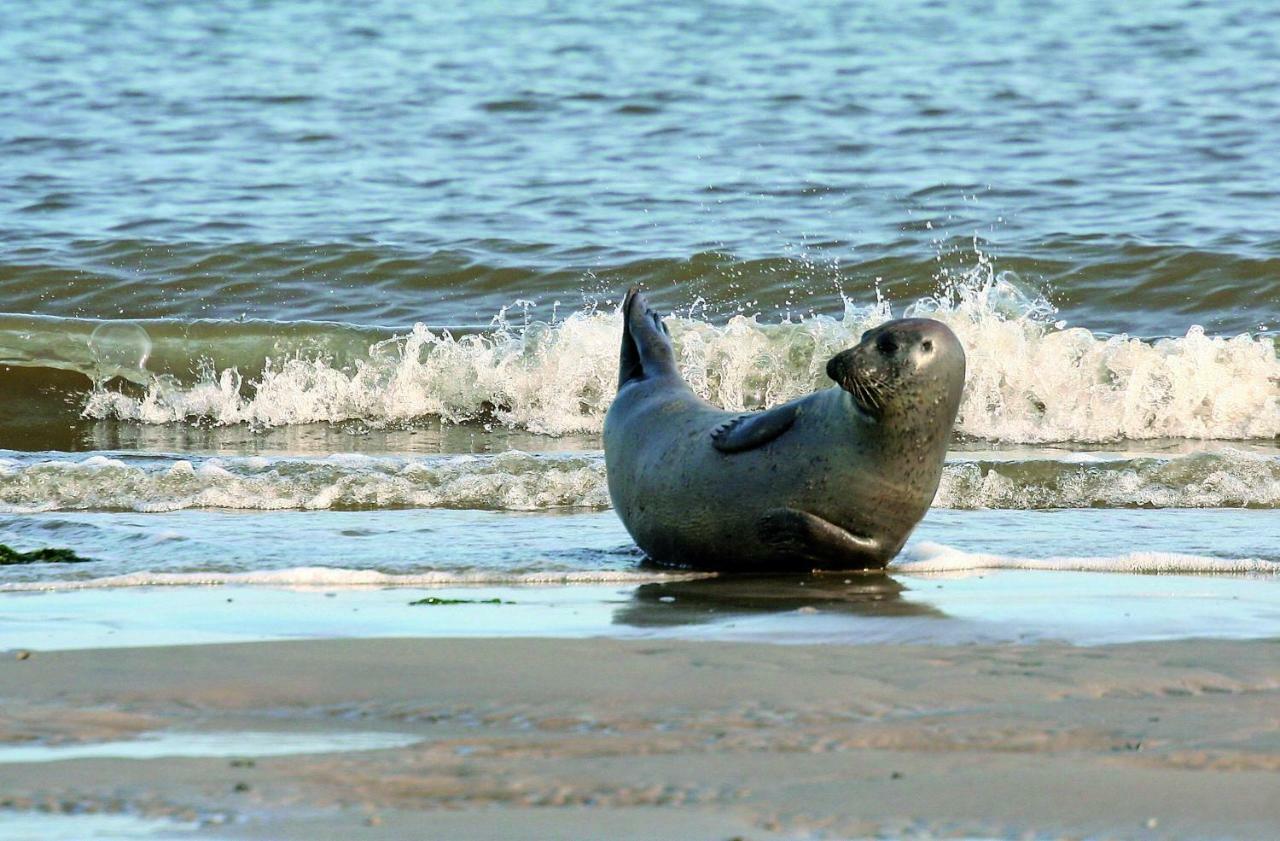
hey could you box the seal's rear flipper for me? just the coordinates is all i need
[617,287,677,388]
[758,508,885,569]
[618,289,643,387]
[710,405,799,453]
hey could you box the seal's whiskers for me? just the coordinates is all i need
[852,371,890,411]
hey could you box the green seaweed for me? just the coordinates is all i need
[408,596,511,606]
[0,544,92,565]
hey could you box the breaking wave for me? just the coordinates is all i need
[1,448,1275,513]
[0,451,610,513]
[934,449,1280,510]
[69,262,1277,442]
[0,256,1274,443]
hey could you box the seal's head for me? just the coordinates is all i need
[825,318,966,430]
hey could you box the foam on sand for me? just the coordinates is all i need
[894,542,1277,574]
[0,565,711,592]
[0,730,421,763]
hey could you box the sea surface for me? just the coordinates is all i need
[0,0,1277,642]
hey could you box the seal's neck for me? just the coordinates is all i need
[859,386,961,460]
[881,412,952,457]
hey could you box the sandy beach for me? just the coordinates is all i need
[2,635,1277,840]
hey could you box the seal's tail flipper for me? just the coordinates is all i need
[617,287,677,388]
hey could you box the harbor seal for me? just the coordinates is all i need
[603,289,965,572]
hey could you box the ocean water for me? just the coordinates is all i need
[0,0,1277,638]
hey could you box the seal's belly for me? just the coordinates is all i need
[606,393,917,571]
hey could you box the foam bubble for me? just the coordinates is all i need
[87,320,152,381]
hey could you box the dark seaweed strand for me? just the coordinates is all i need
[0,544,93,565]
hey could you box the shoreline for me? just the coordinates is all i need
[1,636,1278,840]
[3,569,1279,651]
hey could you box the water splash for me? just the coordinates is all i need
[75,259,1279,442]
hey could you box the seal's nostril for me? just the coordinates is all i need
[877,334,899,355]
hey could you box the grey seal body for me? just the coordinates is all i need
[603,289,965,572]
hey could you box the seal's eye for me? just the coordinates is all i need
[876,334,899,355]
[921,339,933,353]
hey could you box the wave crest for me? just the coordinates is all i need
[0,451,609,513]
[1,449,1274,513]
[69,263,1280,442]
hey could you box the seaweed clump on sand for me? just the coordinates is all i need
[0,544,92,565]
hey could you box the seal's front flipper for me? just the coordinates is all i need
[711,405,799,453]
[618,287,677,388]
[758,508,885,569]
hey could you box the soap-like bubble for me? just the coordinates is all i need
[88,321,152,381]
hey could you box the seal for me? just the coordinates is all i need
[603,288,965,572]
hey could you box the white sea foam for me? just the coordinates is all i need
[0,451,609,513]
[0,566,712,591]
[81,263,1280,442]
[934,448,1280,509]
[893,542,1277,574]
[4,551,1272,593]
[0,448,1274,513]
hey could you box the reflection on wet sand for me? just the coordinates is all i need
[613,573,946,628]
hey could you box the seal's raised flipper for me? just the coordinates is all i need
[710,405,799,453]
[618,287,677,388]
[758,508,885,569]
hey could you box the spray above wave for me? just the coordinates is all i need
[67,260,1280,442]
[1,449,1275,513]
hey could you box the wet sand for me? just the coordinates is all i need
[1,636,1278,840]
[6,570,1280,651]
